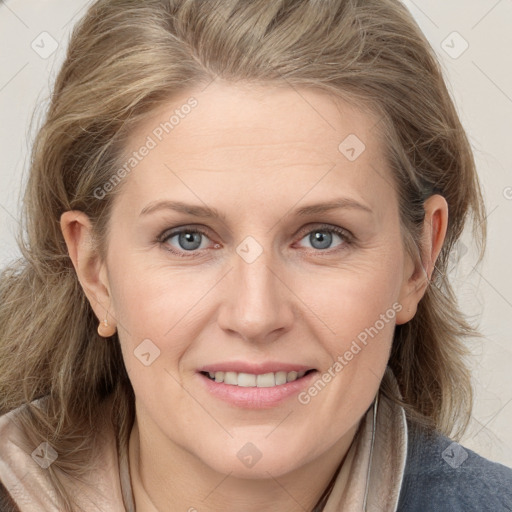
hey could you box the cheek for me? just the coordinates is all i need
[304,252,404,335]
[298,250,403,390]
[108,265,201,414]
[107,254,216,367]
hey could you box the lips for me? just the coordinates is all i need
[197,365,319,408]
[197,360,317,394]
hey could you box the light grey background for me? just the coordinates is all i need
[1,0,511,466]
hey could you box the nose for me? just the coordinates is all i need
[216,242,294,344]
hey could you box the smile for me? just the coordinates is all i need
[201,369,316,387]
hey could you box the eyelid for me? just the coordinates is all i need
[295,223,354,243]
[157,224,211,243]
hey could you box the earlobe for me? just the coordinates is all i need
[60,211,116,331]
[395,194,448,325]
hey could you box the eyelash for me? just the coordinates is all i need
[156,224,354,259]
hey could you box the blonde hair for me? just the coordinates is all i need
[0,0,486,509]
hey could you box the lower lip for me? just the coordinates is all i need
[197,371,318,409]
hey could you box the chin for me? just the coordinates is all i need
[198,441,310,480]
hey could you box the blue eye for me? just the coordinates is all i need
[297,226,349,251]
[158,228,212,257]
[171,231,206,251]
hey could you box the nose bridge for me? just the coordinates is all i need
[218,235,293,342]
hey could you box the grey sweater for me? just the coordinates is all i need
[397,421,512,511]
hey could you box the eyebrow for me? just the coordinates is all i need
[295,198,373,216]
[139,200,227,220]
[139,197,373,219]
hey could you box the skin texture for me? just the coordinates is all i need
[61,81,448,512]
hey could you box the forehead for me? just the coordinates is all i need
[116,81,396,216]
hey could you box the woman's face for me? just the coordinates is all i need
[83,82,427,477]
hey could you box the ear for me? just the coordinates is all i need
[60,210,116,329]
[395,194,448,325]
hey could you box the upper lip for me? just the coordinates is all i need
[198,361,316,374]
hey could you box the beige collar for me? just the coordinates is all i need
[321,368,408,511]
[0,405,126,511]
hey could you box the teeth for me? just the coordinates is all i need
[275,371,287,385]
[206,370,311,387]
[288,371,298,381]
[238,373,256,387]
[256,373,275,387]
[224,371,238,385]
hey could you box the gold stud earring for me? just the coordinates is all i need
[97,312,117,338]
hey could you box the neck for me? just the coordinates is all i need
[128,415,360,512]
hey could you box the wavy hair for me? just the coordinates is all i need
[0,0,486,509]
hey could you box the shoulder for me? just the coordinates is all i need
[0,399,61,511]
[0,405,29,512]
[0,481,19,512]
[397,421,512,511]
[0,397,127,511]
